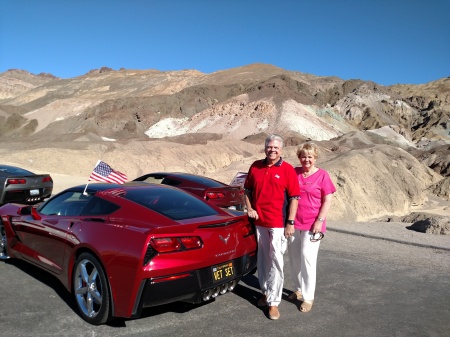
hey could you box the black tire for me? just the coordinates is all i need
[73,252,111,325]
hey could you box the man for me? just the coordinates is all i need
[244,134,300,320]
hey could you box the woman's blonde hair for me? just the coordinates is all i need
[297,142,318,158]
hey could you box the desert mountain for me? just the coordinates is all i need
[0,64,448,230]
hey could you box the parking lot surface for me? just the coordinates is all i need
[1,221,449,337]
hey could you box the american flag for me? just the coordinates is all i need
[89,160,128,184]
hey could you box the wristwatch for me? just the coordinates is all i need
[318,217,324,222]
[286,220,295,225]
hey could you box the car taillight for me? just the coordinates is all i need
[180,236,202,249]
[150,236,203,253]
[42,176,53,183]
[206,192,226,199]
[151,238,180,252]
[6,178,26,185]
[242,223,255,238]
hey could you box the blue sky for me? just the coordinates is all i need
[1,0,449,85]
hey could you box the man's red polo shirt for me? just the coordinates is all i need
[244,158,300,228]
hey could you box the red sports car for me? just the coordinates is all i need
[133,172,245,210]
[0,182,257,325]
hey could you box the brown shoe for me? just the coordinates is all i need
[268,306,280,320]
[257,295,267,307]
[288,290,303,301]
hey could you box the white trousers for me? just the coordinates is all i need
[256,226,288,307]
[288,229,321,301]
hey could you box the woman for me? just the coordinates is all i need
[288,142,336,313]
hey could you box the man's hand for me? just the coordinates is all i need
[247,208,259,220]
[284,224,294,238]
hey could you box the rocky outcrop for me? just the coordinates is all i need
[404,213,450,235]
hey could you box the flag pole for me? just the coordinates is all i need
[84,159,101,195]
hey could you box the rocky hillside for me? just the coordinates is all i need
[0,64,449,229]
[1,64,449,143]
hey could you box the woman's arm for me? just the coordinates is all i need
[312,193,333,233]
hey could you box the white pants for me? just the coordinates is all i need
[288,229,321,301]
[256,226,288,307]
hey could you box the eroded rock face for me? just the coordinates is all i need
[0,65,448,144]
[411,144,450,177]
[319,144,441,222]
[427,177,450,200]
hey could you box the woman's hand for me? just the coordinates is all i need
[312,221,322,234]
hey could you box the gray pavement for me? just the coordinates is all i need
[0,221,449,337]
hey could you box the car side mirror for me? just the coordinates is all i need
[17,206,32,216]
[17,206,41,220]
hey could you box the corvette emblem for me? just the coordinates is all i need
[219,233,230,244]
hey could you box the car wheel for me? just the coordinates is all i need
[0,222,9,259]
[73,252,111,325]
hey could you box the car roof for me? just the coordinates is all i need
[67,181,161,194]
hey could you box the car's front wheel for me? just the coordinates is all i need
[73,252,111,325]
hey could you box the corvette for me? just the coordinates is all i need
[0,164,53,205]
[133,172,245,210]
[0,182,257,325]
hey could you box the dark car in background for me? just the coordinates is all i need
[0,182,257,324]
[0,165,53,205]
[133,172,245,210]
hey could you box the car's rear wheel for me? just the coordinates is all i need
[73,252,111,325]
[0,222,9,259]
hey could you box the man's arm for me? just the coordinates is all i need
[244,189,259,220]
[284,197,298,237]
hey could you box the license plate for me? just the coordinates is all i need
[30,189,40,196]
[212,261,234,283]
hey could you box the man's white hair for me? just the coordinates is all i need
[265,134,284,148]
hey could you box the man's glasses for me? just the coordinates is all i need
[310,232,324,242]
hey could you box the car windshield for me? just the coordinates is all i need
[123,187,218,220]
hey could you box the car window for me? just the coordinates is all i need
[123,187,218,220]
[0,166,34,176]
[81,196,120,216]
[161,178,182,186]
[140,176,164,184]
[177,174,224,187]
[39,191,91,216]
